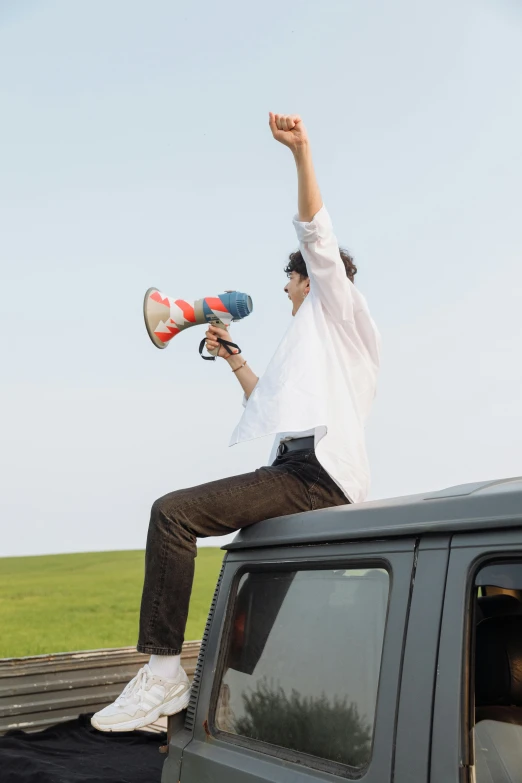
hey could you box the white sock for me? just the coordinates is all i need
[148,654,181,680]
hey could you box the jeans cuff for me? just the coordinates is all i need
[137,643,183,656]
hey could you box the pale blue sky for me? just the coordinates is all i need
[1,0,521,557]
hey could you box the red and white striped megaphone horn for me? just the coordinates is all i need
[143,288,253,358]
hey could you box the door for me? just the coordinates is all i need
[430,528,522,783]
[179,538,416,783]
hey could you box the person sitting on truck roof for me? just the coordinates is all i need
[91,112,381,733]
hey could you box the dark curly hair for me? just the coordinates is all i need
[284,248,357,283]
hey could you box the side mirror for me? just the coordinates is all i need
[228,572,296,675]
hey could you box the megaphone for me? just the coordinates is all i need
[143,288,253,358]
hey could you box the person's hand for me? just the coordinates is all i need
[205,324,239,359]
[269,112,309,153]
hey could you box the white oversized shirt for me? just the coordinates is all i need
[229,205,381,504]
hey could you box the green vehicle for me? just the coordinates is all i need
[163,476,522,783]
[3,477,522,783]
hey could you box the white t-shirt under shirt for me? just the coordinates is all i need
[230,205,381,505]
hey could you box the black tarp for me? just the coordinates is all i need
[0,715,167,783]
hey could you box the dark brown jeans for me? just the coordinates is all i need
[137,446,348,655]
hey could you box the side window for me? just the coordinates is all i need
[472,562,522,783]
[213,566,389,776]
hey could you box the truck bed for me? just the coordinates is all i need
[0,643,200,783]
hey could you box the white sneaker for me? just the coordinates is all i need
[90,664,191,732]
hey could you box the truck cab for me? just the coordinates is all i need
[163,476,522,783]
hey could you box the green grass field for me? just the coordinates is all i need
[0,548,224,659]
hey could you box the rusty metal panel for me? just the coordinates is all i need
[0,642,200,735]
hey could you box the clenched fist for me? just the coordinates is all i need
[269,113,309,153]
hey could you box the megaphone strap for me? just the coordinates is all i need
[198,337,242,361]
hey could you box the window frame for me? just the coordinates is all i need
[468,555,522,770]
[207,557,392,780]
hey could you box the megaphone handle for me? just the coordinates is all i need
[207,317,226,357]
[199,317,241,361]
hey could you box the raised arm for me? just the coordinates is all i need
[268,113,322,222]
[269,112,356,323]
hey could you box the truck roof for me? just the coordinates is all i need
[224,476,522,551]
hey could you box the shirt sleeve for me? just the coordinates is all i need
[293,205,355,323]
